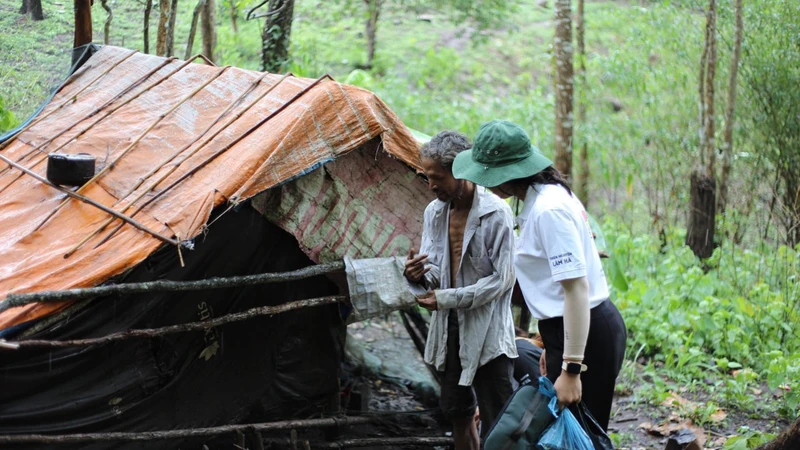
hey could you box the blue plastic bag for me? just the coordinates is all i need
[536,377,595,450]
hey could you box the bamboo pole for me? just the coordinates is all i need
[4,295,346,348]
[32,66,233,232]
[2,261,344,308]
[63,72,289,258]
[0,153,181,251]
[0,416,370,444]
[95,74,333,247]
[267,437,455,448]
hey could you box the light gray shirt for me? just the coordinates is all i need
[415,187,518,386]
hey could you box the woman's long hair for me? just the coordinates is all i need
[513,166,572,195]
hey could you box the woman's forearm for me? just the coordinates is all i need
[560,276,590,361]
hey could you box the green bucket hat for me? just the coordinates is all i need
[452,120,553,187]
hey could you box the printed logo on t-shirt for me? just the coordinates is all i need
[550,252,574,268]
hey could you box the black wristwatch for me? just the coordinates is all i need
[562,361,588,374]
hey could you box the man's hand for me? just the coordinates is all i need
[416,290,438,311]
[404,247,430,283]
[553,370,582,407]
[539,349,547,377]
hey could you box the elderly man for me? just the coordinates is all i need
[404,131,518,449]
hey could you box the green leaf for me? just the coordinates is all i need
[723,435,748,450]
[606,254,629,292]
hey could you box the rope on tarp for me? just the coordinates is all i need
[1,261,346,311]
[1,295,346,349]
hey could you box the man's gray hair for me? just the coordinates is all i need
[419,131,472,168]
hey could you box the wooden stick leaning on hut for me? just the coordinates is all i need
[94,73,334,248]
[0,153,181,252]
[33,65,234,232]
[2,261,345,309]
[1,295,346,348]
[0,56,177,181]
[64,72,294,258]
[0,416,371,444]
[0,49,138,155]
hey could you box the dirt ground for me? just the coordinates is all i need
[343,314,789,450]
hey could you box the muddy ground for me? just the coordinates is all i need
[341,314,789,450]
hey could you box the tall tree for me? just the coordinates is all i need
[575,0,589,206]
[201,0,217,63]
[156,0,171,56]
[256,0,295,73]
[554,0,574,182]
[364,0,382,69]
[144,0,153,54]
[166,0,179,56]
[686,0,718,260]
[717,0,743,214]
[101,0,113,45]
[186,0,207,59]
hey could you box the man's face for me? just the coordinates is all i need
[421,156,460,202]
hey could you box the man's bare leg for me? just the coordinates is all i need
[452,415,480,450]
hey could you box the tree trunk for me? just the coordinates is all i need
[703,0,718,179]
[166,0,179,56]
[687,0,718,260]
[718,0,742,214]
[144,0,153,54]
[185,0,206,60]
[260,0,295,73]
[201,0,217,63]
[364,0,381,69]
[554,0,574,182]
[755,416,800,450]
[73,0,93,48]
[29,0,43,20]
[229,0,238,33]
[686,171,716,259]
[783,169,800,248]
[100,0,112,44]
[575,0,589,206]
[156,0,171,56]
[19,0,29,14]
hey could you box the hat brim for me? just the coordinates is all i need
[452,148,553,187]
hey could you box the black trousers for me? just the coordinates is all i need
[438,311,516,438]
[538,300,627,431]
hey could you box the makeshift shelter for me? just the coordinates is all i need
[0,45,432,449]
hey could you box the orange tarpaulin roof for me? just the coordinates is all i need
[0,46,420,331]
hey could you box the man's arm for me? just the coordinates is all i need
[406,206,441,290]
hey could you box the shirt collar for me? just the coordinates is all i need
[515,185,540,229]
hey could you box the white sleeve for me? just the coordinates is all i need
[534,208,587,282]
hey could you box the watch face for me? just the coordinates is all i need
[566,362,582,374]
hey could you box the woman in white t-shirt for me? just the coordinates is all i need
[452,120,627,431]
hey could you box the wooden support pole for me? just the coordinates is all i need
[74,0,93,48]
[2,261,345,309]
[5,295,347,348]
[0,416,372,445]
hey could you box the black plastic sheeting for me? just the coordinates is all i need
[0,205,346,449]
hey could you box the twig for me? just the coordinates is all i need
[3,261,345,308]
[95,74,334,247]
[33,65,233,233]
[6,295,346,348]
[0,153,180,251]
[264,437,455,448]
[67,72,292,257]
[0,339,21,350]
[0,416,371,444]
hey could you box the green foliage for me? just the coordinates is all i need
[606,217,800,417]
[724,427,776,450]
[0,96,19,133]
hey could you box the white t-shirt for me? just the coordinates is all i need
[514,184,609,320]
